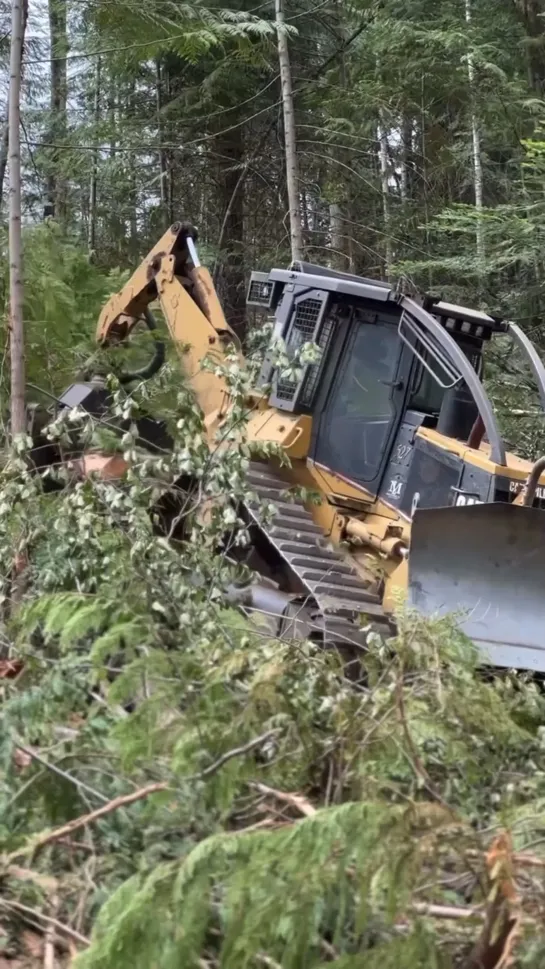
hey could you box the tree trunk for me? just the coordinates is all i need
[400,115,412,204]
[0,0,27,213]
[215,124,246,341]
[127,81,139,259]
[88,57,101,255]
[329,202,344,269]
[47,0,68,222]
[275,0,303,263]
[0,121,9,211]
[8,0,27,439]
[155,59,171,229]
[106,78,124,259]
[515,0,545,93]
[465,0,484,268]
[378,113,393,280]
[108,75,117,158]
[328,0,348,270]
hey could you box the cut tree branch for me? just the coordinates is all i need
[0,898,90,947]
[409,902,483,921]
[8,732,281,862]
[250,782,317,817]
[8,781,168,861]
[14,740,110,804]
[193,729,281,781]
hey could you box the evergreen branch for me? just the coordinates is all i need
[7,782,169,862]
[7,733,280,865]
[394,673,451,810]
[13,740,110,805]
[23,31,227,66]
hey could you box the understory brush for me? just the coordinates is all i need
[0,353,545,968]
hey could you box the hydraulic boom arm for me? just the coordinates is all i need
[96,222,240,422]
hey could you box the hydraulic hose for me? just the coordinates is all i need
[522,455,545,507]
[118,308,166,384]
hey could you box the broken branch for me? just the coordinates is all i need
[8,781,168,861]
[193,729,281,781]
[0,898,90,947]
[250,782,317,817]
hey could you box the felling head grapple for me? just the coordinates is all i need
[36,224,545,672]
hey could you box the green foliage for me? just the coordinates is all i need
[76,801,452,969]
[0,222,127,403]
[54,607,545,968]
[4,0,545,963]
[4,427,545,967]
[0,237,545,963]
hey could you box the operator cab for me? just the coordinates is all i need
[247,263,545,517]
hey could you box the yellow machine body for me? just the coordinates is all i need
[90,223,545,672]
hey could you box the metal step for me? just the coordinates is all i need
[242,462,389,643]
[247,468,290,491]
[279,542,341,561]
[247,485,293,502]
[321,598,386,618]
[251,502,315,526]
[269,524,324,542]
[289,555,354,575]
[298,569,370,591]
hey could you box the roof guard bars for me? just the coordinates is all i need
[400,296,506,466]
[506,321,545,413]
[398,309,463,390]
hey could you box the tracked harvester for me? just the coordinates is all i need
[48,222,545,671]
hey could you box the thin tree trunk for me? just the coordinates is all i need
[275,0,303,263]
[329,0,348,270]
[514,0,545,94]
[106,78,123,258]
[0,121,9,210]
[464,0,484,268]
[1,0,27,212]
[88,57,100,254]
[164,66,174,224]
[127,81,138,258]
[301,190,309,234]
[400,115,411,204]
[215,124,246,341]
[329,202,344,268]
[155,59,170,229]
[47,0,68,222]
[378,113,393,280]
[418,76,433,290]
[108,76,117,157]
[8,0,26,439]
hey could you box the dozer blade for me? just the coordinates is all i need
[408,502,545,672]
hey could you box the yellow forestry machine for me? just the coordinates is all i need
[45,222,545,671]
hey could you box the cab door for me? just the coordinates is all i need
[311,313,408,496]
